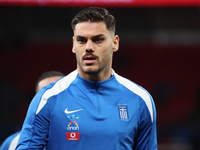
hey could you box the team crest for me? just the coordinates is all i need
[118,105,129,120]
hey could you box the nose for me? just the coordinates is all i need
[85,40,94,52]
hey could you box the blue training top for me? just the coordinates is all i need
[16,70,157,150]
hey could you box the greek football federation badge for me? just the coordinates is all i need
[118,105,129,120]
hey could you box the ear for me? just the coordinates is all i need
[72,36,75,53]
[113,35,119,52]
[72,47,75,53]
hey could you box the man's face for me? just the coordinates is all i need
[72,22,119,79]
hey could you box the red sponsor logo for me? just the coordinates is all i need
[66,132,80,140]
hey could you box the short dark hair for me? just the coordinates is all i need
[35,71,64,92]
[71,7,116,33]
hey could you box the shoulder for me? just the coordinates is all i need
[35,70,78,114]
[41,70,78,98]
[115,73,151,100]
[114,72,154,122]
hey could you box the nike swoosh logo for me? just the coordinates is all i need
[64,108,83,114]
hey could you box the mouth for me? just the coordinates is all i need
[83,55,96,64]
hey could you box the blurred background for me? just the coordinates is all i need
[0,0,200,150]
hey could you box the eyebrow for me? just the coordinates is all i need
[92,34,105,38]
[75,34,106,39]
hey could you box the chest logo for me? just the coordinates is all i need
[67,115,80,130]
[64,108,83,114]
[118,105,129,120]
[66,132,80,140]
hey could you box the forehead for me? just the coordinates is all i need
[74,22,110,37]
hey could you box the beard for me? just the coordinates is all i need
[78,61,102,75]
[76,55,111,75]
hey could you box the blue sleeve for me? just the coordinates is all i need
[148,99,157,149]
[0,131,21,150]
[16,86,52,150]
[134,97,157,150]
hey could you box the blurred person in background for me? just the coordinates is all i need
[0,71,64,150]
[16,7,157,150]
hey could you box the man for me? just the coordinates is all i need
[16,7,157,149]
[0,71,64,150]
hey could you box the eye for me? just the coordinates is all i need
[93,38,104,44]
[77,38,87,44]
